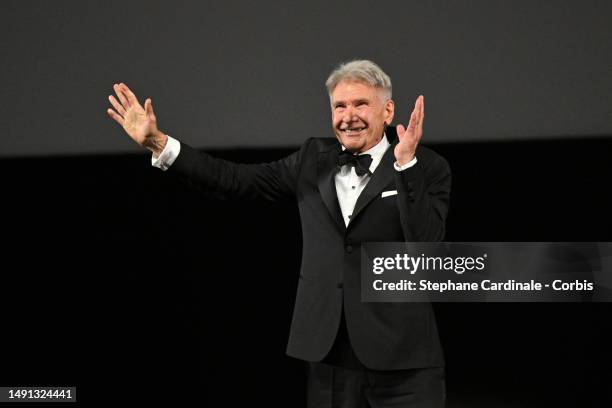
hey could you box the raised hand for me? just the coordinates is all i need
[107,83,167,155]
[394,95,424,166]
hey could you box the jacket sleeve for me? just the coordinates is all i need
[167,138,311,202]
[394,153,451,242]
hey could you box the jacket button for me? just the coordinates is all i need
[337,283,343,289]
[346,245,353,253]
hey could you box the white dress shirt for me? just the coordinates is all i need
[152,134,417,226]
[334,134,415,226]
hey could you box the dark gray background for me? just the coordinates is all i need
[2,0,611,157]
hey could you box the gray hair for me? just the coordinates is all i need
[325,59,392,101]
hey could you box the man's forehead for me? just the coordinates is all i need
[331,80,381,101]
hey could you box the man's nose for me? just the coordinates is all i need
[342,106,356,122]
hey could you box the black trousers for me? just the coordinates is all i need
[307,312,445,408]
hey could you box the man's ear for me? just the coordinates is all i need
[384,99,395,125]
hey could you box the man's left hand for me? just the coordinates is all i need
[394,95,424,166]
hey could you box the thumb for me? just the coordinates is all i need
[396,124,406,141]
[145,98,156,121]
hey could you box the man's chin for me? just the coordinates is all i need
[338,137,364,152]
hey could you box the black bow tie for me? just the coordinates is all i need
[337,150,373,176]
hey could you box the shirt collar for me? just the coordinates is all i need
[340,133,390,174]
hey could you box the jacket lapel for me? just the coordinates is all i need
[317,146,346,233]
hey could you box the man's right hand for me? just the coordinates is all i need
[107,83,168,157]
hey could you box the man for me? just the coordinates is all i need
[107,60,451,407]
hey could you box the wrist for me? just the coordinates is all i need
[146,131,168,158]
[395,153,415,167]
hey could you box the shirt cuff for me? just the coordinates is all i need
[151,135,181,171]
[394,157,417,171]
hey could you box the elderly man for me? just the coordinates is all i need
[107,60,451,407]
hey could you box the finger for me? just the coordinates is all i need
[416,95,425,134]
[407,96,424,134]
[413,96,421,119]
[108,95,126,116]
[113,83,130,109]
[145,98,157,121]
[407,109,418,133]
[120,83,141,107]
[106,108,125,126]
[418,95,425,121]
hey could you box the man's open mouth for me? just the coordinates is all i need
[342,127,366,135]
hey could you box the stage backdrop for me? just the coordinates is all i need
[1,0,611,157]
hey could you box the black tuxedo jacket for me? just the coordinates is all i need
[169,127,451,370]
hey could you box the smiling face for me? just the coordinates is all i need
[331,80,394,153]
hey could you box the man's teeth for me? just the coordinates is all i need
[344,128,365,133]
